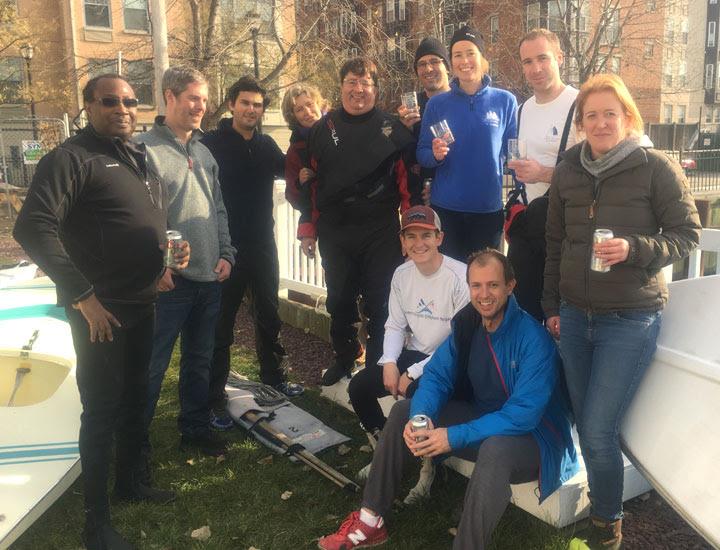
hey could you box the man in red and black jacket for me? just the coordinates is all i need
[301,57,422,386]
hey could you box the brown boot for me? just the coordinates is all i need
[569,517,622,550]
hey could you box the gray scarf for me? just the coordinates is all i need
[580,136,641,177]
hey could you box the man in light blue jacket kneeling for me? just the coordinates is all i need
[318,248,578,550]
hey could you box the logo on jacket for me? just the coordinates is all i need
[416,298,435,315]
[327,118,339,146]
[381,120,393,138]
[485,111,500,126]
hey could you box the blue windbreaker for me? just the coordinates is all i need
[410,295,579,502]
[417,76,517,214]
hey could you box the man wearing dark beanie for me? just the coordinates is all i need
[399,37,451,199]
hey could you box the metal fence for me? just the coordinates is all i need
[0,117,69,189]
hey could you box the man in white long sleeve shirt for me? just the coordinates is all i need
[348,206,468,436]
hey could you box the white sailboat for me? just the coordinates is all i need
[0,276,80,550]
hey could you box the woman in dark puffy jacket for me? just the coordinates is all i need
[281,83,327,258]
[542,73,701,550]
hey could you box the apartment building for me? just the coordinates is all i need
[0,0,296,125]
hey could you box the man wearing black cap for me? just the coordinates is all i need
[399,37,451,130]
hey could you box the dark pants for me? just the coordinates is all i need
[362,399,539,550]
[317,216,403,372]
[67,303,155,519]
[347,349,427,431]
[144,277,222,439]
[210,243,284,408]
[432,205,504,263]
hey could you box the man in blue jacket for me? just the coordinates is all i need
[318,249,578,550]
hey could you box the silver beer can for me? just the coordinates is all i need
[410,414,429,442]
[164,230,183,267]
[591,229,613,272]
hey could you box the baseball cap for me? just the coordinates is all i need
[401,205,442,231]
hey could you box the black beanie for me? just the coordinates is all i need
[414,37,450,73]
[449,26,484,56]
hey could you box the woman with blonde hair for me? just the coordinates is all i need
[542,73,701,549]
[281,83,327,258]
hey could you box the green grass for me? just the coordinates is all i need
[11,346,575,550]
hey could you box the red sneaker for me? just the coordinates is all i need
[318,511,388,549]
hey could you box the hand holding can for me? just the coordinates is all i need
[507,138,527,161]
[411,414,430,442]
[164,230,183,268]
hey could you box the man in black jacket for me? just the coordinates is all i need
[302,57,422,386]
[202,77,302,429]
[13,75,182,550]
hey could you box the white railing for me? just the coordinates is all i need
[273,180,720,294]
[273,182,326,296]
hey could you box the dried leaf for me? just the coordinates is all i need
[186,458,195,466]
[216,455,226,465]
[257,455,273,465]
[639,492,651,501]
[140,530,147,539]
[304,327,310,333]
[190,525,211,541]
[359,445,373,453]
[280,490,293,500]
[301,465,311,472]
[337,444,352,456]
[448,527,458,537]
[248,547,260,550]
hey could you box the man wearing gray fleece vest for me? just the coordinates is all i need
[138,67,236,465]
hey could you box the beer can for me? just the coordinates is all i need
[165,230,183,268]
[590,229,613,272]
[410,414,429,442]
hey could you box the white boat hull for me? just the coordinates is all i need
[0,278,81,550]
[621,274,720,549]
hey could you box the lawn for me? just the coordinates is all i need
[10,345,574,550]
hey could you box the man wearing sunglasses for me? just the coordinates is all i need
[137,67,236,468]
[14,74,185,550]
[299,57,422,386]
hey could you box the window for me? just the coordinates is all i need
[665,19,674,43]
[548,0,566,32]
[681,19,688,44]
[444,23,455,44]
[712,0,718,4]
[646,0,656,10]
[398,0,406,21]
[610,55,621,74]
[706,108,712,123]
[490,15,499,43]
[87,58,117,79]
[125,59,153,106]
[602,9,619,45]
[715,107,720,123]
[85,0,110,28]
[569,0,589,33]
[386,0,394,23]
[124,0,149,31]
[526,2,542,31]
[663,104,673,123]
[0,57,24,103]
[709,22,717,48]
[678,61,687,87]
[706,63,714,89]
[644,40,654,58]
[677,105,686,123]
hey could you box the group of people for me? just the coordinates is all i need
[12,21,701,550]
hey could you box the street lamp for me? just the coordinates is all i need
[250,25,260,79]
[19,43,37,139]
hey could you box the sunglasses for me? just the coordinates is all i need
[97,97,139,108]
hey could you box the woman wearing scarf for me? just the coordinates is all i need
[281,83,327,258]
[542,73,701,549]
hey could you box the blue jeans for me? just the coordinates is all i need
[145,277,222,438]
[559,303,661,521]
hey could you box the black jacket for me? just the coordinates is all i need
[13,126,166,306]
[201,119,285,248]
